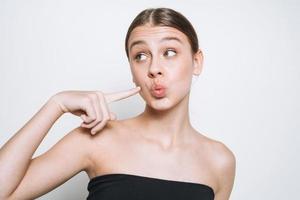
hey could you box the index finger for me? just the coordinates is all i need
[104,86,141,103]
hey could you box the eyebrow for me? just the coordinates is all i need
[129,36,183,52]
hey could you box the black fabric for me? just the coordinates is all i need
[87,173,214,200]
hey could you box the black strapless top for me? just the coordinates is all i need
[86,173,214,200]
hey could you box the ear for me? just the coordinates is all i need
[192,49,204,76]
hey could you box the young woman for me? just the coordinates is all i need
[0,7,236,200]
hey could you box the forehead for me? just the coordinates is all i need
[128,25,190,48]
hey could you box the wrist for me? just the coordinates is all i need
[48,94,65,115]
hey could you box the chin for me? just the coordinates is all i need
[148,98,173,111]
[146,93,186,111]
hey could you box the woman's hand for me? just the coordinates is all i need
[50,86,141,135]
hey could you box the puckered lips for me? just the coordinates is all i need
[150,84,166,98]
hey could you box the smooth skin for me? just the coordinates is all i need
[0,24,235,200]
[0,87,140,199]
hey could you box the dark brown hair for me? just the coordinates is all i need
[125,7,199,59]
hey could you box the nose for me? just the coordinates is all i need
[147,55,164,79]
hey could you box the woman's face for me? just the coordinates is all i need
[127,25,202,110]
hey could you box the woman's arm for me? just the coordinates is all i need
[0,97,65,198]
[5,126,91,200]
[213,142,236,200]
[0,87,140,199]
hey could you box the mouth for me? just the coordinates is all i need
[150,84,166,98]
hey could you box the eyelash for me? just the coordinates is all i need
[134,49,177,62]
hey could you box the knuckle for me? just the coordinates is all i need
[91,93,99,100]
[87,94,97,102]
[96,91,104,96]
[90,115,97,120]
[97,92,105,101]
[103,117,109,123]
[82,96,93,104]
[84,124,92,128]
[94,118,101,124]
[97,120,105,127]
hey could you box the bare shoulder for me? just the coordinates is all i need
[195,132,236,199]
[76,119,128,177]
[53,126,96,170]
[194,132,235,168]
[72,119,125,148]
[83,119,128,147]
[207,137,235,171]
[72,119,121,143]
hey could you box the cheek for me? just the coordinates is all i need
[130,66,144,83]
[171,75,192,100]
[170,62,193,92]
[130,67,148,97]
[165,64,193,105]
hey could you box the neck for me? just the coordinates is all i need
[135,92,194,149]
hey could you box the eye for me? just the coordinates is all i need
[134,53,147,62]
[164,49,177,57]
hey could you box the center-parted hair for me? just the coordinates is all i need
[125,7,199,59]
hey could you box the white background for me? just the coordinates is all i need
[0,0,299,199]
